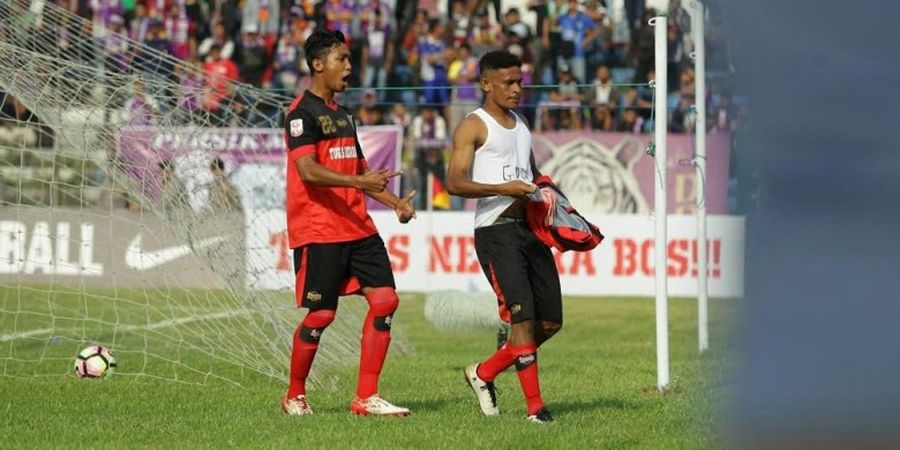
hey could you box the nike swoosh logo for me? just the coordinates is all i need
[125,234,226,271]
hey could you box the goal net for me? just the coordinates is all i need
[0,0,409,386]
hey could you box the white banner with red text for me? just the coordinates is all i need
[247,211,744,298]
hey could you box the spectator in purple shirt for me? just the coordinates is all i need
[92,0,124,32]
[177,57,205,122]
[122,78,159,126]
[102,14,130,74]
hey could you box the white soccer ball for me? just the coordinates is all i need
[73,345,117,379]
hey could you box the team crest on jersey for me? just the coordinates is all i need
[306,291,322,302]
[290,119,304,137]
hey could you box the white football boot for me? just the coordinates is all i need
[282,393,313,416]
[349,394,411,416]
[464,363,500,416]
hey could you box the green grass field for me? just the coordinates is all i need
[0,286,735,449]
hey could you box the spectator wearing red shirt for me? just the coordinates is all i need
[202,44,239,125]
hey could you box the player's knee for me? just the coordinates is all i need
[365,287,399,331]
[541,320,562,338]
[298,309,336,344]
[509,319,536,345]
[511,319,535,333]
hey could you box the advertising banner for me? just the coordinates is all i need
[116,125,403,213]
[2,208,743,297]
[248,211,745,298]
[532,131,732,215]
[0,208,226,288]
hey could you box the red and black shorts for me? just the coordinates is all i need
[292,234,395,310]
[474,220,562,324]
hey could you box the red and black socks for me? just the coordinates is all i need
[476,343,517,382]
[512,344,544,415]
[357,287,399,399]
[287,308,335,398]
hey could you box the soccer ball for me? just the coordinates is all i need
[73,345,117,379]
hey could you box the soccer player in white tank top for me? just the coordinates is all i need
[447,50,562,424]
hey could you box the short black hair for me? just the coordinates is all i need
[428,18,442,34]
[304,29,346,71]
[478,50,522,76]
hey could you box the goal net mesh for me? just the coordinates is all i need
[0,0,410,387]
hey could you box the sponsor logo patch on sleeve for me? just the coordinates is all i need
[290,119,304,137]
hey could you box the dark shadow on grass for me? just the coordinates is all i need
[551,397,635,414]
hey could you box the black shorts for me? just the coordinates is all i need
[474,221,562,324]
[292,234,395,310]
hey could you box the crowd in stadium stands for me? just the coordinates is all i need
[0,0,745,210]
[0,0,743,133]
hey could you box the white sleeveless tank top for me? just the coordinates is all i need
[468,108,534,228]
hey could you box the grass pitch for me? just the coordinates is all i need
[0,286,734,449]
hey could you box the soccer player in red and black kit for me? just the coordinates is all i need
[282,29,416,417]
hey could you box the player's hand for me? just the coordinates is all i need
[501,180,537,198]
[394,190,417,224]
[358,169,401,192]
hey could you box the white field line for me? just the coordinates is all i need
[0,309,251,342]
[0,328,53,342]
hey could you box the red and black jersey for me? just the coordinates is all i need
[284,90,377,249]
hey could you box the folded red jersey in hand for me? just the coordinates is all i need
[525,175,604,252]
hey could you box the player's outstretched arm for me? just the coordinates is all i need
[294,155,392,191]
[446,115,536,199]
